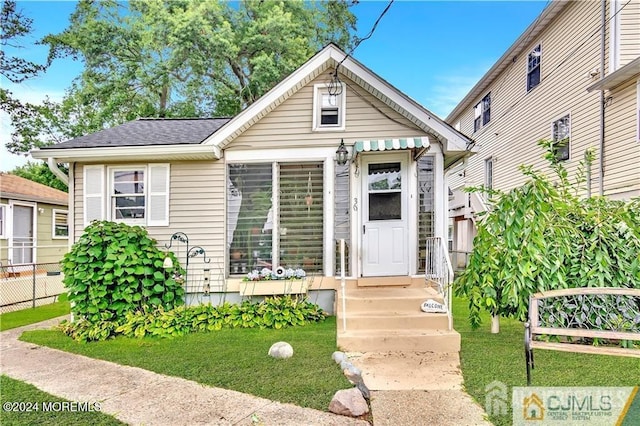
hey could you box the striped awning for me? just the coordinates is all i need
[354,137,428,153]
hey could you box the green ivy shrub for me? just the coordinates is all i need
[58,296,327,342]
[61,221,185,324]
[455,141,640,329]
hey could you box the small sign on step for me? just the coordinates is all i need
[421,299,447,313]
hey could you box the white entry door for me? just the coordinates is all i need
[12,204,35,264]
[361,156,408,276]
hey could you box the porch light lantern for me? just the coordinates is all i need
[336,139,349,166]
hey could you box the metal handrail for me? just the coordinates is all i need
[425,236,454,330]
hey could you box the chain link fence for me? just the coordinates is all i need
[0,262,66,314]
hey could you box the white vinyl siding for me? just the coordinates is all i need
[83,165,105,226]
[618,0,640,67]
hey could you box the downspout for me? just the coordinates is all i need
[47,157,69,186]
[598,0,606,196]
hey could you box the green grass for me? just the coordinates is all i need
[20,316,350,411]
[0,375,124,425]
[453,297,640,426]
[0,294,70,331]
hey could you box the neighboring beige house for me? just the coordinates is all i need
[0,173,69,266]
[32,44,475,352]
[447,0,640,258]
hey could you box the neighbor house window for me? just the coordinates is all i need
[485,157,494,190]
[52,209,68,238]
[313,83,345,131]
[552,115,570,161]
[84,164,169,226]
[0,204,6,238]
[527,44,541,92]
[474,92,491,132]
[227,162,324,276]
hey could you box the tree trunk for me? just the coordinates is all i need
[491,314,500,334]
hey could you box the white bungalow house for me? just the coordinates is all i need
[32,44,475,352]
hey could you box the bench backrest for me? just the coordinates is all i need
[528,287,640,341]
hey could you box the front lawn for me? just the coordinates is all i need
[20,316,350,411]
[0,294,70,331]
[0,375,124,426]
[453,297,640,426]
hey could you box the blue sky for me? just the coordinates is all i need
[1,0,549,171]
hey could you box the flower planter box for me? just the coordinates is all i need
[239,279,308,296]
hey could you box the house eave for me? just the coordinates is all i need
[446,1,568,122]
[30,144,220,163]
[586,57,640,92]
[0,191,68,206]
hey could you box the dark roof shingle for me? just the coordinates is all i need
[45,117,232,149]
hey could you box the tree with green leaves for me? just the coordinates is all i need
[10,161,68,192]
[455,140,640,332]
[0,0,52,152]
[7,0,357,155]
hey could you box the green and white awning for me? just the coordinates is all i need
[354,137,428,152]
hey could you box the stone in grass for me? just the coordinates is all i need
[329,387,369,417]
[343,365,363,385]
[356,381,371,400]
[268,342,293,359]
[332,351,346,364]
[339,359,352,370]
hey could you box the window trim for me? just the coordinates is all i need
[312,83,346,131]
[52,209,69,239]
[484,157,494,190]
[610,0,621,72]
[636,79,640,143]
[474,92,491,132]
[527,44,542,92]
[108,165,147,225]
[0,204,7,239]
[551,113,571,162]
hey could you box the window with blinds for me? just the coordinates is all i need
[227,163,273,275]
[227,162,324,276]
[334,162,350,275]
[417,156,435,273]
[279,163,324,273]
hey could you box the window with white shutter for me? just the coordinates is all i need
[84,165,105,226]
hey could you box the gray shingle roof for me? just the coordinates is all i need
[44,118,232,149]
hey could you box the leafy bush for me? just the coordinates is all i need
[455,141,640,329]
[61,221,185,323]
[58,296,327,342]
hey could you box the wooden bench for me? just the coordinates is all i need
[525,287,640,385]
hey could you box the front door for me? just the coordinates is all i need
[361,155,408,276]
[11,204,35,264]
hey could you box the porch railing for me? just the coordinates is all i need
[425,236,454,330]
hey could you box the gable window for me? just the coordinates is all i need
[474,92,491,132]
[83,164,170,227]
[313,83,345,131]
[527,44,541,92]
[552,115,570,161]
[485,157,494,190]
[0,204,6,238]
[52,209,68,238]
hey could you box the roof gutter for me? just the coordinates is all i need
[31,144,221,162]
[47,157,69,186]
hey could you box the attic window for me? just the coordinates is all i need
[313,83,345,131]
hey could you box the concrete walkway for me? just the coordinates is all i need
[0,317,366,426]
[1,317,491,425]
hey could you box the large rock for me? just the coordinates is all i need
[268,342,293,359]
[343,364,363,385]
[329,388,369,417]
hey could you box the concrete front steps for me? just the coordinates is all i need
[335,277,460,353]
